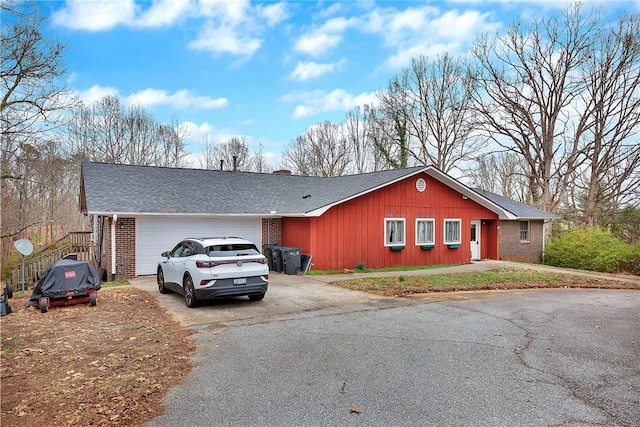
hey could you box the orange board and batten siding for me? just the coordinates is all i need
[282,173,499,271]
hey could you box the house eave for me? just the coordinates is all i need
[511,216,557,221]
[84,211,275,218]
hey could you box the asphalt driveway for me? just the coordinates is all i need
[133,264,640,426]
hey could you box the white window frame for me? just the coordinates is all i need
[415,218,435,245]
[520,221,530,242]
[384,218,406,246]
[444,219,462,245]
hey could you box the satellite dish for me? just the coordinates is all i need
[15,239,33,256]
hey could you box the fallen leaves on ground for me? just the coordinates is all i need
[0,286,195,427]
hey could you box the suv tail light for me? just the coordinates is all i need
[196,258,267,268]
[196,261,221,268]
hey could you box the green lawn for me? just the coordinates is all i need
[331,268,639,296]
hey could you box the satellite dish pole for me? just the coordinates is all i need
[14,239,34,291]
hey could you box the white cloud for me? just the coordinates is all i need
[290,60,345,81]
[287,89,379,118]
[76,85,227,110]
[197,0,251,22]
[367,5,500,69]
[257,2,290,27]
[135,0,193,27]
[384,42,457,69]
[126,88,228,109]
[188,22,262,56]
[431,10,496,40]
[292,4,498,69]
[51,0,138,31]
[77,85,120,105]
[52,0,191,30]
[53,0,290,60]
[294,32,342,57]
[182,120,236,143]
[188,1,291,58]
[293,16,358,57]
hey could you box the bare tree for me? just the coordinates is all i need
[469,3,599,213]
[408,53,483,173]
[214,136,252,171]
[469,151,529,201]
[373,54,482,173]
[66,95,190,167]
[577,13,640,226]
[66,95,128,163]
[344,105,375,173]
[156,116,190,168]
[373,76,412,168]
[251,140,272,173]
[281,121,352,176]
[1,1,77,142]
[197,134,218,169]
[1,1,79,267]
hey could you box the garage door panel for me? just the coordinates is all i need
[136,217,261,276]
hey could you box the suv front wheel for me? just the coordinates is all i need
[183,275,199,308]
[157,267,169,294]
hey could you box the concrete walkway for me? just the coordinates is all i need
[307,260,640,285]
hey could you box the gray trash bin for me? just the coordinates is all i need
[262,245,275,271]
[271,245,283,272]
[281,247,302,275]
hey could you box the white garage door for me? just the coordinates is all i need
[136,217,262,276]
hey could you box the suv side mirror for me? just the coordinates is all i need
[161,251,170,258]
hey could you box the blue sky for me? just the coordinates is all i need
[37,0,638,166]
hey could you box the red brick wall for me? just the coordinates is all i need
[103,217,136,280]
[262,218,282,246]
[499,220,544,263]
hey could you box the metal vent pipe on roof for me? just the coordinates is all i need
[233,155,238,171]
[220,160,224,170]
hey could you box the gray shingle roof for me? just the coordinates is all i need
[80,162,554,220]
[472,188,556,220]
[80,162,427,216]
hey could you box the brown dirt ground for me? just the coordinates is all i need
[0,285,195,427]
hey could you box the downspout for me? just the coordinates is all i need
[542,220,547,264]
[111,214,117,281]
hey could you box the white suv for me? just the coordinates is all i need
[156,237,268,308]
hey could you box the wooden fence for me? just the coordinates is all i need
[10,232,97,291]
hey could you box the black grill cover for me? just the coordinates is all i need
[29,260,101,305]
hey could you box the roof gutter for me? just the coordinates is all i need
[85,211,274,218]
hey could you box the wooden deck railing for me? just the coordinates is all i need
[10,232,97,291]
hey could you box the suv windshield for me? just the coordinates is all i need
[206,243,259,257]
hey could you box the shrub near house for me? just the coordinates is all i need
[544,228,640,275]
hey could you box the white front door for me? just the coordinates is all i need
[470,220,481,260]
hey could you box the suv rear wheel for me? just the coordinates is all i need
[183,275,199,308]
